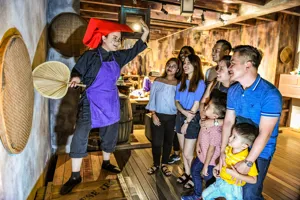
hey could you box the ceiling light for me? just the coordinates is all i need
[133,23,141,31]
[180,0,194,16]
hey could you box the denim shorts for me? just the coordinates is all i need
[175,112,200,139]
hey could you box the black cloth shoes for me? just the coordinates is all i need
[102,162,121,173]
[59,176,82,195]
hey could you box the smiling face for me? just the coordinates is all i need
[101,32,121,51]
[228,52,248,82]
[183,57,194,76]
[212,43,226,63]
[179,47,192,63]
[216,60,230,83]
[165,60,179,77]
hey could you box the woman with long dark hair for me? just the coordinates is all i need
[146,58,182,176]
[175,54,205,188]
[169,46,196,164]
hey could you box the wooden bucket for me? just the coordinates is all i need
[117,94,133,143]
[87,94,133,150]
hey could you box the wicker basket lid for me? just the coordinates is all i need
[0,35,34,154]
[280,46,293,64]
[49,12,88,57]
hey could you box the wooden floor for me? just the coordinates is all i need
[35,128,300,200]
[114,128,300,200]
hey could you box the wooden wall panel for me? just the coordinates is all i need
[135,15,298,85]
[275,14,299,87]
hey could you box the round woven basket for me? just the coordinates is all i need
[0,35,34,154]
[49,12,88,57]
[280,46,293,64]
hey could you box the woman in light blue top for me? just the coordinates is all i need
[146,57,182,176]
[175,54,206,189]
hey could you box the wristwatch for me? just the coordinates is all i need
[244,160,253,167]
[214,119,219,126]
[184,119,190,124]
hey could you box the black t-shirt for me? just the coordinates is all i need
[71,39,147,87]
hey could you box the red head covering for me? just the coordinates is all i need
[83,18,133,48]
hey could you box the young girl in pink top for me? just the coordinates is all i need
[181,90,227,200]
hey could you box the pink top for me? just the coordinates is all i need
[198,126,222,166]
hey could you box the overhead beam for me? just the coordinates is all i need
[156,0,300,41]
[255,13,278,21]
[146,0,239,14]
[280,6,300,16]
[81,1,221,21]
[216,24,241,29]
[194,0,300,31]
[233,19,257,26]
[80,6,201,26]
[210,0,265,6]
[80,0,148,9]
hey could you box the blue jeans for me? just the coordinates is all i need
[202,178,243,200]
[191,157,215,196]
[243,157,271,200]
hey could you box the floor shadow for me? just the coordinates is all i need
[114,149,131,171]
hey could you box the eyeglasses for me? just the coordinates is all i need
[112,38,121,43]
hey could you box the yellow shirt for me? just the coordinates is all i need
[220,146,258,186]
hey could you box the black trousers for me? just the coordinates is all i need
[70,99,119,158]
[172,132,180,151]
[151,113,176,166]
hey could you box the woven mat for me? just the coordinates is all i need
[0,35,34,154]
[49,12,88,57]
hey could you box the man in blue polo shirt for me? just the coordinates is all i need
[220,45,282,200]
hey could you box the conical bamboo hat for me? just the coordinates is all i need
[32,61,70,99]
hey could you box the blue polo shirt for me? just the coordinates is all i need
[227,74,282,159]
[175,80,206,110]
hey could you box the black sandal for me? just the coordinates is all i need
[161,165,171,177]
[183,176,194,189]
[177,173,189,184]
[147,166,159,175]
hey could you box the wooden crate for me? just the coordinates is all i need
[42,175,131,200]
[36,152,135,200]
[52,152,118,186]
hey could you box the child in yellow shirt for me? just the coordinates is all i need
[202,123,259,200]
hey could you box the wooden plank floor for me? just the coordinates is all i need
[52,152,118,186]
[114,128,300,200]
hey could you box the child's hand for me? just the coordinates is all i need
[226,165,242,184]
[196,143,201,157]
[181,123,188,135]
[201,166,209,177]
[185,110,195,119]
[213,166,220,178]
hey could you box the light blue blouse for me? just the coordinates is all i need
[146,81,177,115]
[175,80,206,110]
